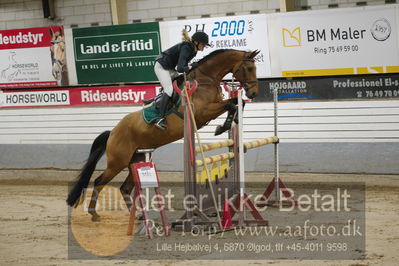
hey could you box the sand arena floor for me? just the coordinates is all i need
[0,170,398,265]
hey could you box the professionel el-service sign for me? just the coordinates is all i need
[0,26,68,88]
[268,5,399,77]
[160,14,271,79]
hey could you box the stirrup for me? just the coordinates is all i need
[155,118,167,130]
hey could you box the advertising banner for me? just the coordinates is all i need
[160,14,271,79]
[268,5,399,77]
[0,84,158,108]
[254,73,399,102]
[71,23,161,85]
[0,26,68,88]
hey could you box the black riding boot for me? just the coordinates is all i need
[155,94,170,130]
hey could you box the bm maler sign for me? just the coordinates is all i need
[269,5,399,77]
[71,23,161,84]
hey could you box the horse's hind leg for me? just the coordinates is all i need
[120,172,134,211]
[120,152,146,211]
[88,166,123,221]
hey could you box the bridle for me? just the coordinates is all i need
[51,39,65,79]
[232,58,258,93]
[192,55,258,93]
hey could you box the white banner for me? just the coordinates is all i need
[0,47,54,86]
[0,90,69,107]
[0,26,69,88]
[268,5,399,77]
[160,14,271,79]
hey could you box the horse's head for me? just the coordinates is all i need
[232,50,260,99]
[49,27,66,81]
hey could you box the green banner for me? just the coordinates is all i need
[72,23,160,84]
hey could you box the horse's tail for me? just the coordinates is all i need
[66,130,111,207]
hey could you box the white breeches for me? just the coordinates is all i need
[154,62,179,97]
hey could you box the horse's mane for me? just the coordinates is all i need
[195,49,235,66]
[179,49,242,82]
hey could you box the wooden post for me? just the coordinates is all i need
[279,0,296,12]
[110,0,128,25]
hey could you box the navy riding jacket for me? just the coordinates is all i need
[156,42,197,73]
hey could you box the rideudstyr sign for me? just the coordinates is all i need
[0,84,158,108]
[0,26,68,88]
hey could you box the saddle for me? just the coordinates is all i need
[141,76,185,124]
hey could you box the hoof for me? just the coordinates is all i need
[90,213,101,222]
[214,125,227,136]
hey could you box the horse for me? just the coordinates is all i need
[1,51,21,81]
[49,26,68,86]
[66,49,260,221]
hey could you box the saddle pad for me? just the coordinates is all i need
[141,98,181,124]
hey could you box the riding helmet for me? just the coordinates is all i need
[191,31,210,46]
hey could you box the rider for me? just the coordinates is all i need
[153,30,210,130]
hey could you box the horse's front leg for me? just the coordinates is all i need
[215,98,246,135]
[233,98,246,124]
[214,101,237,136]
[198,99,238,136]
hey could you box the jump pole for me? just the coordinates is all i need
[171,77,223,231]
[274,86,280,202]
[237,89,245,225]
[256,88,297,207]
[173,81,273,230]
[225,89,267,227]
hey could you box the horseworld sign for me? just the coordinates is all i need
[72,23,160,84]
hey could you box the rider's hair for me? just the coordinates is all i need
[182,29,191,43]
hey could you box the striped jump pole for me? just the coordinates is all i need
[196,152,235,167]
[195,139,234,153]
[195,136,278,156]
[243,136,279,152]
[195,137,279,167]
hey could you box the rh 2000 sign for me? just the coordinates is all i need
[160,14,271,79]
[269,5,399,77]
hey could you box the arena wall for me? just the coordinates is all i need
[1,100,398,173]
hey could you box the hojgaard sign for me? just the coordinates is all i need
[72,23,161,84]
[255,73,399,102]
[269,5,399,77]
